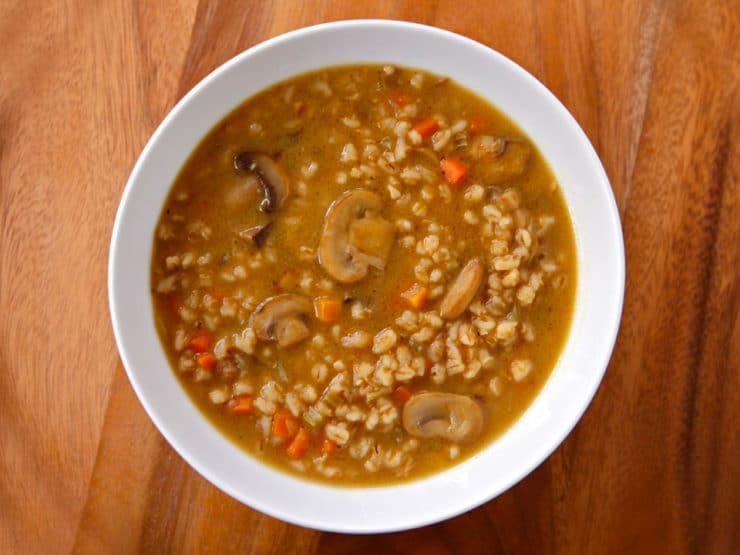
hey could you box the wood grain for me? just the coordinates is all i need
[1,1,738,553]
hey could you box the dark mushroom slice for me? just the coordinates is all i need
[439,257,484,319]
[318,189,395,283]
[233,152,290,212]
[470,136,531,184]
[402,392,484,443]
[237,222,272,247]
[249,294,313,348]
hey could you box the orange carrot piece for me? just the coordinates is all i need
[195,352,216,371]
[392,385,412,404]
[272,411,298,439]
[228,394,254,415]
[322,439,338,454]
[440,157,468,187]
[287,428,311,458]
[400,283,428,310]
[413,116,439,139]
[188,330,212,353]
[469,114,488,133]
[313,296,341,323]
[388,278,415,312]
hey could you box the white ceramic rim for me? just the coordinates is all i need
[109,20,624,533]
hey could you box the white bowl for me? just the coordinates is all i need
[109,20,624,533]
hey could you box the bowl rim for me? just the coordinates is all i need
[109,19,625,533]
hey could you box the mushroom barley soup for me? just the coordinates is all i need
[151,65,576,484]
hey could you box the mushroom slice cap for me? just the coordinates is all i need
[472,138,531,184]
[439,257,484,319]
[225,174,261,209]
[318,189,394,283]
[348,215,394,269]
[249,294,312,347]
[402,392,484,443]
[234,152,290,212]
[470,135,506,159]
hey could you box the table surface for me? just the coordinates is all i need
[2,1,738,553]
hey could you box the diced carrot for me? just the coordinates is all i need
[400,283,428,310]
[392,385,412,404]
[287,428,311,458]
[389,88,411,107]
[413,116,439,139]
[188,330,212,353]
[195,352,216,371]
[388,277,416,312]
[322,439,338,454]
[313,296,341,323]
[469,114,487,133]
[440,157,468,187]
[228,394,254,415]
[272,411,299,439]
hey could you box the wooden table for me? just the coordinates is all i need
[2,1,738,553]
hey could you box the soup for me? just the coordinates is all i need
[150,65,576,484]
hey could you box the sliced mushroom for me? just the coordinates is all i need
[238,222,272,247]
[402,392,484,443]
[249,294,312,347]
[471,137,531,184]
[439,257,484,319]
[225,174,261,208]
[470,135,506,159]
[234,152,290,212]
[318,189,395,283]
